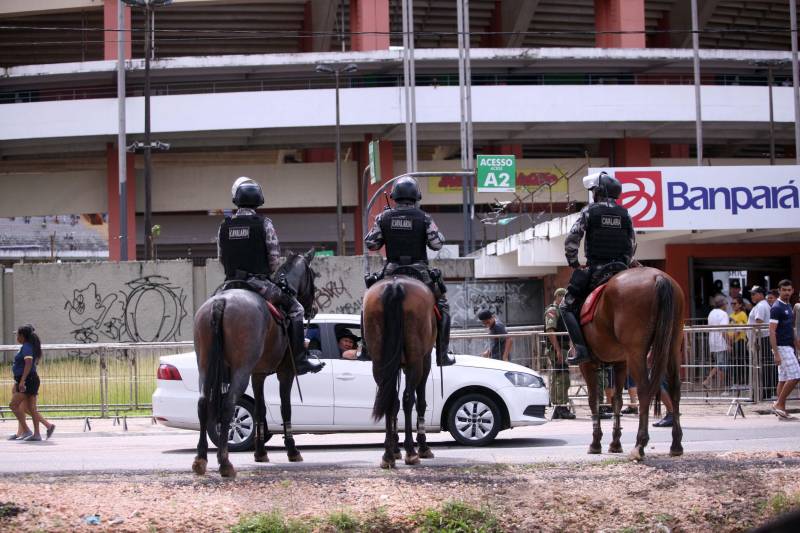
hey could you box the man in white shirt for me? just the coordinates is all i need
[703,294,731,391]
[749,285,776,400]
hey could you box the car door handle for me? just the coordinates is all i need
[336,373,356,381]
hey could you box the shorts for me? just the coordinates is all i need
[776,346,800,382]
[13,373,40,396]
[711,350,729,368]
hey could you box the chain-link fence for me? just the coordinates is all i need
[0,342,193,418]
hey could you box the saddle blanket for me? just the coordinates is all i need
[580,283,609,326]
[266,301,284,322]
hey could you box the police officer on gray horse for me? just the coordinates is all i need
[561,171,636,366]
[364,177,455,366]
[218,177,324,375]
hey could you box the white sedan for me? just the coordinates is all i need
[152,314,548,451]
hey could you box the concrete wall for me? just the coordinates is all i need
[2,257,476,344]
[13,261,194,344]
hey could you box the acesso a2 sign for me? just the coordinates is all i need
[589,165,800,231]
[477,155,516,193]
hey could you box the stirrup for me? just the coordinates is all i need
[567,345,591,366]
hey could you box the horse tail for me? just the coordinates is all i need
[648,275,676,395]
[372,278,405,422]
[205,298,227,427]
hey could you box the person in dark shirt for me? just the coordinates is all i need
[769,279,800,418]
[477,309,513,361]
[8,325,54,441]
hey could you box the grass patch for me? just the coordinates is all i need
[230,510,313,533]
[764,492,800,516]
[324,510,361,532]
[0,502,24,519]
[413,500,503,533]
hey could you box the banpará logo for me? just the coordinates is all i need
[615,171,664,228]
[668,180,799,214]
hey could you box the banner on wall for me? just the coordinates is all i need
[428,167,570,194]
[590,165,800,230]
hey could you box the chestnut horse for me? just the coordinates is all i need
[579,267,685,460]
[363,276,437,468]
[191,250,316,478]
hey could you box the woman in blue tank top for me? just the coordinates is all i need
[8,325,55,441]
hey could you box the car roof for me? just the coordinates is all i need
[312,313,360,323]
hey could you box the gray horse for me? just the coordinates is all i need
[191,250,316,478]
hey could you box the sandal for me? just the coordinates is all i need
[772,404,790,419]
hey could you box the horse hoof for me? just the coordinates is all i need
[608,444,623,454]
[588,446,602,455]
[394,451,403,460]
[191,458,207,475]
[405,453,420,465]
[380,459,396,469]
[629,448,645,462]
[219,464,236,478]
[288,453,304,463]
[254,453,269,463]
[670,447,684,457]
[418,448,435,459]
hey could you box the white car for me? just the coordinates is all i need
[152,314,548,451]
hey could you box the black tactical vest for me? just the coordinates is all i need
[585,203,633,264]
[219,215,269,279]
[379,207,428,265]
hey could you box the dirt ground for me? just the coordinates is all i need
[2,451,800,532]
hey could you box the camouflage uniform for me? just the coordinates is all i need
[545,303,571,406]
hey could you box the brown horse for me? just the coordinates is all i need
[191,250,316,478]
[579,266,685,460]
[363,276,437,468]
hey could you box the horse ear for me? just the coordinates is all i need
[304,247,316,264]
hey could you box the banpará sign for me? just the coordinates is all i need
[589,165,800,230]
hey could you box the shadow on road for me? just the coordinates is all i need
[161,437,568,455]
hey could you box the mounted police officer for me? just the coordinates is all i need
[218,177,324,375]
[364,177,455,366]
[561,171,636,366]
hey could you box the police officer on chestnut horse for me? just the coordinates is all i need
[560,171,636,366]
[217,177,324,375]
[363,177,454,366]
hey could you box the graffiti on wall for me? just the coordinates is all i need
[447,280,543,328]
[314,276,363,315]
[64,275,188,343]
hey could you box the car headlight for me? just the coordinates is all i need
[505,371,544,388]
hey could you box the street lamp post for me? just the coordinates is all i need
[315,63,357,256]
[123,0,172,260]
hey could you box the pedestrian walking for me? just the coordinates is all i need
[703,294,731,392]
[729,296,750,385]
[477,309,513,362]
[8,324,55,441]
[544,288,574,419]
[769,280,800,419]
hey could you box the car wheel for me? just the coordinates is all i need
[447,393,501,446]
[207,397,271,452]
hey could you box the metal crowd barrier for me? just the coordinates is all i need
[450,324,794,405]
[0,342,194,418]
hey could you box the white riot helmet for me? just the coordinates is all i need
[231,177,264,208]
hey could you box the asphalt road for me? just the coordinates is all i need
[2,408,799,474]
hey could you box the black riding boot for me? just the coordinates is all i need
[288,316,324,375]
[560,305,591,366]
[436,300,455,366]
[360,311,370,359]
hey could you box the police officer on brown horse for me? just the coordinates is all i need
[218,177,324,375]
[364,177,455,366]
[561,171,636,366]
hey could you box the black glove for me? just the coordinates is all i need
[275,273,296,297]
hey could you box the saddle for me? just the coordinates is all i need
[217,279,285,322]
[579,262,629,326]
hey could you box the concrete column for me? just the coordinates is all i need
[614,138,651,167]
[594,0,645,48]
[304,148,336,163]
[106,144,136,261]
[103,0,132,60]
[350,0,390,51]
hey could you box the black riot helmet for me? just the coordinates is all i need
[583,171,622,200]
[390,177,422,203]
[231,177,264,208]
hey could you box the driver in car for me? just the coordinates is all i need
[337,329,361,360]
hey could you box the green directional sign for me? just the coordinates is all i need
[315,249,335,257]
[476,155,516,193]
[368,140,381,185]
